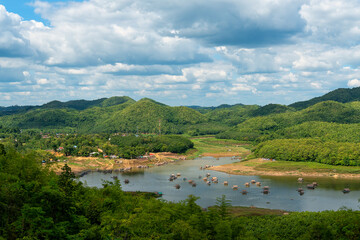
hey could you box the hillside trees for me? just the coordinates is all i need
[1,148,360,239]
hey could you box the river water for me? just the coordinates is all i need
[80,157,360,212]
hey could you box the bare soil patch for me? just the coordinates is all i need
[51,152,184,174]
[210,158,360,179]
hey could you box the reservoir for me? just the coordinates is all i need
[80,157,360,212]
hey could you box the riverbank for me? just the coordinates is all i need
[51,137,252,174]
[210,158,360,179]
[229,206,288,217]
[51,152,183,174]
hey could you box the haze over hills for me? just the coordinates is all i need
[1,87,360,135]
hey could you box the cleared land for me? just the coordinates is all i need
[187,137,251,159]
[51,152,182,174]
[210,158,360,178]
[50,137,251,173]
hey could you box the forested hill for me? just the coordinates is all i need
[0,96,135,116]
[0,97,259,134]
[2,86,360,134]
[289,86,360,110]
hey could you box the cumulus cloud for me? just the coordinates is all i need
[0,5,34,57]
[300,0,360,46]
[0,0,360,106]
[158,0,306,46]
[27,0,210,67]
[348,79,360,88]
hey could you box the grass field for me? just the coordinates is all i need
[229,206,288,217]
[187,136,252,159]
[255,160,360,174]
[211,158,360,178]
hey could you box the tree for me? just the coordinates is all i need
[215,195,231,220]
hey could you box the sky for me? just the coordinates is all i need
[0,0,360,107]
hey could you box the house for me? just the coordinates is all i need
[89,152,99,157]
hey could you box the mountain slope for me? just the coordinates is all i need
[217,100,360,141]
[289,87,360,110]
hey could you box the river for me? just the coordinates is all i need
[80,156,360,212]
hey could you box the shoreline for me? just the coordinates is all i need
[52,137,251,175]
[209,158,360,179]
[51,152,183,175]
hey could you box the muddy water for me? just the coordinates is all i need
[80,157,360,212]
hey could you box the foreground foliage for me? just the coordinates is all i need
[1,146,360,239]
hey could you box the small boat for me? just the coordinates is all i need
[307,184,315,189]
[262,186,270,194]
[342,188,350,193]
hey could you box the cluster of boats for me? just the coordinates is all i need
[170,172,270,194]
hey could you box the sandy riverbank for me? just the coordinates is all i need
[209,158,360,179]
[51,152,183,174]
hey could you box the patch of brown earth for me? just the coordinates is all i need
[209,158,360,179]
[51,152,185,174]
[202,152,240,157]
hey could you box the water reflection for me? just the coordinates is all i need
[80,157,360,212]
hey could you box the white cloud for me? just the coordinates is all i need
[1,0,360,106]
[347,79,360,87]
[300,0,360,46]
[310,82,322,89]
[36,78,49,85]
[0,5,34,57]
[231,83,257,93]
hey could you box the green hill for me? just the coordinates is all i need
[92,98,207,133]
[289,87,360,110]
[217,101,360,141]
[0,96,263,134]
[251,104,294,117]
[3,86,360,135]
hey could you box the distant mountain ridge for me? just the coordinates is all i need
[2,86,360,113]
[0,96,135,116]
[1,86,360,134]
[289,87,360,110]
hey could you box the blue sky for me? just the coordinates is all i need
[0,0,360,107]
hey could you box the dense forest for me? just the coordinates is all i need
[0,127,193,160]
[3,87,360,166]
[1,146,360,239]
